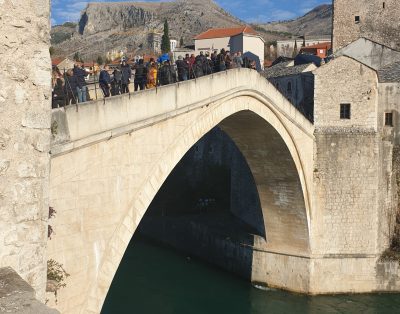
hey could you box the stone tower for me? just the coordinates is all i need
[332,0,400,52]
[0,0,51,301]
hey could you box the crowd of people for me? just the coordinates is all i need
[52,49,257,108]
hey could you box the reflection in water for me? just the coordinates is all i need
[102,236,400,314]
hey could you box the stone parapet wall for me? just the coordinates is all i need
[0,0,51,301]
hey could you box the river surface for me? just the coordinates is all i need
[102,236,400,314]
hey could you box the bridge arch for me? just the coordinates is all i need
[79,88,314,313]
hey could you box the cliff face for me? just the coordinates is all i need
[52,0,243,60]
[79,3,161,36]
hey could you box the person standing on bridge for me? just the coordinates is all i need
[176,55,189,81]
[99,65,111,98]
[73,64,88,103]
[121,59,132,94]
[112,67,122,95]
[158,60,177,86]
[134,59,147,91]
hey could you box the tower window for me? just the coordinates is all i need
[385,112,393,126]
[340,104,351,119]
[383,2,385,9]
[355,16,360,24]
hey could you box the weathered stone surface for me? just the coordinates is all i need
[0,0,51,302]
[333,0,400,52]
[0,267,59,314]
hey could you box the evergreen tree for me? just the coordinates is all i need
[96,55,104,65]
[73,52,80,62]
[161,19,171,54]
[179,37,184,47]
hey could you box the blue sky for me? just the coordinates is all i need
[51,0,331,25]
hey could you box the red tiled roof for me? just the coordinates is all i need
[301,42,332,50]
[51,58,63,66]
[264,60,273,68]
[195,26,258,40]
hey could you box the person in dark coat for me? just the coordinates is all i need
[73,64,88,103]
[112,68,122,95]
[134,59,147,91]
[158,61,177,86]
[217,49,227,72]
[193,59,204,78]
[64,69,78,105]
[176,55,189,81]
[99,65,112,98]
[120,60,132,93]
[52,78,66,108]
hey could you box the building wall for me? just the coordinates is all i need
[314,56,379,129]
[333,0,400,52]
[313,55,382,255]
[277,38,331,58]
[195,37,230,54]
[0,0,51,301]
[243,35,265,70]
[378,83,400,143]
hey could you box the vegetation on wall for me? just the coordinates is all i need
[47,259,70,303]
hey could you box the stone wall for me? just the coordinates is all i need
[333,0,400,52]
[314,56,379,130]
[0,0,51,302]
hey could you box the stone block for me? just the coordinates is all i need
[22,112,50,129]
[0,267,59,314]
[0,129,11,150]
[0,159,10,175]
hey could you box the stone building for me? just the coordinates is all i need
[195,26,265,70]
[277,37,331,58]
[332,0,400,52]
[263,61,316,121]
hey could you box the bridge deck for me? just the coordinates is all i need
[51,68,314,155]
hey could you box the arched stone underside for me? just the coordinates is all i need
[219,111,309,254]
[79,101,311,313]
[49,70,315,313]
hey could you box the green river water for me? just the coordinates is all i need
[102,236,400,314]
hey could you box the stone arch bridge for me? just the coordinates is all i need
[48,68,394,313]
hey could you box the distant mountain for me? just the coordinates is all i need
[255,4,332,38]
[50,1,333,60]
[51,0,243,60]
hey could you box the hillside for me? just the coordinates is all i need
[255,4,332,37]
[50,1,333,60]
[51,0,243,60]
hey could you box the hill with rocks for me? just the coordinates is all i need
[50,1,333,61]
[255,4,332,38]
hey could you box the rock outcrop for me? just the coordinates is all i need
[0,267,59,314]
[52,0,243,60]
